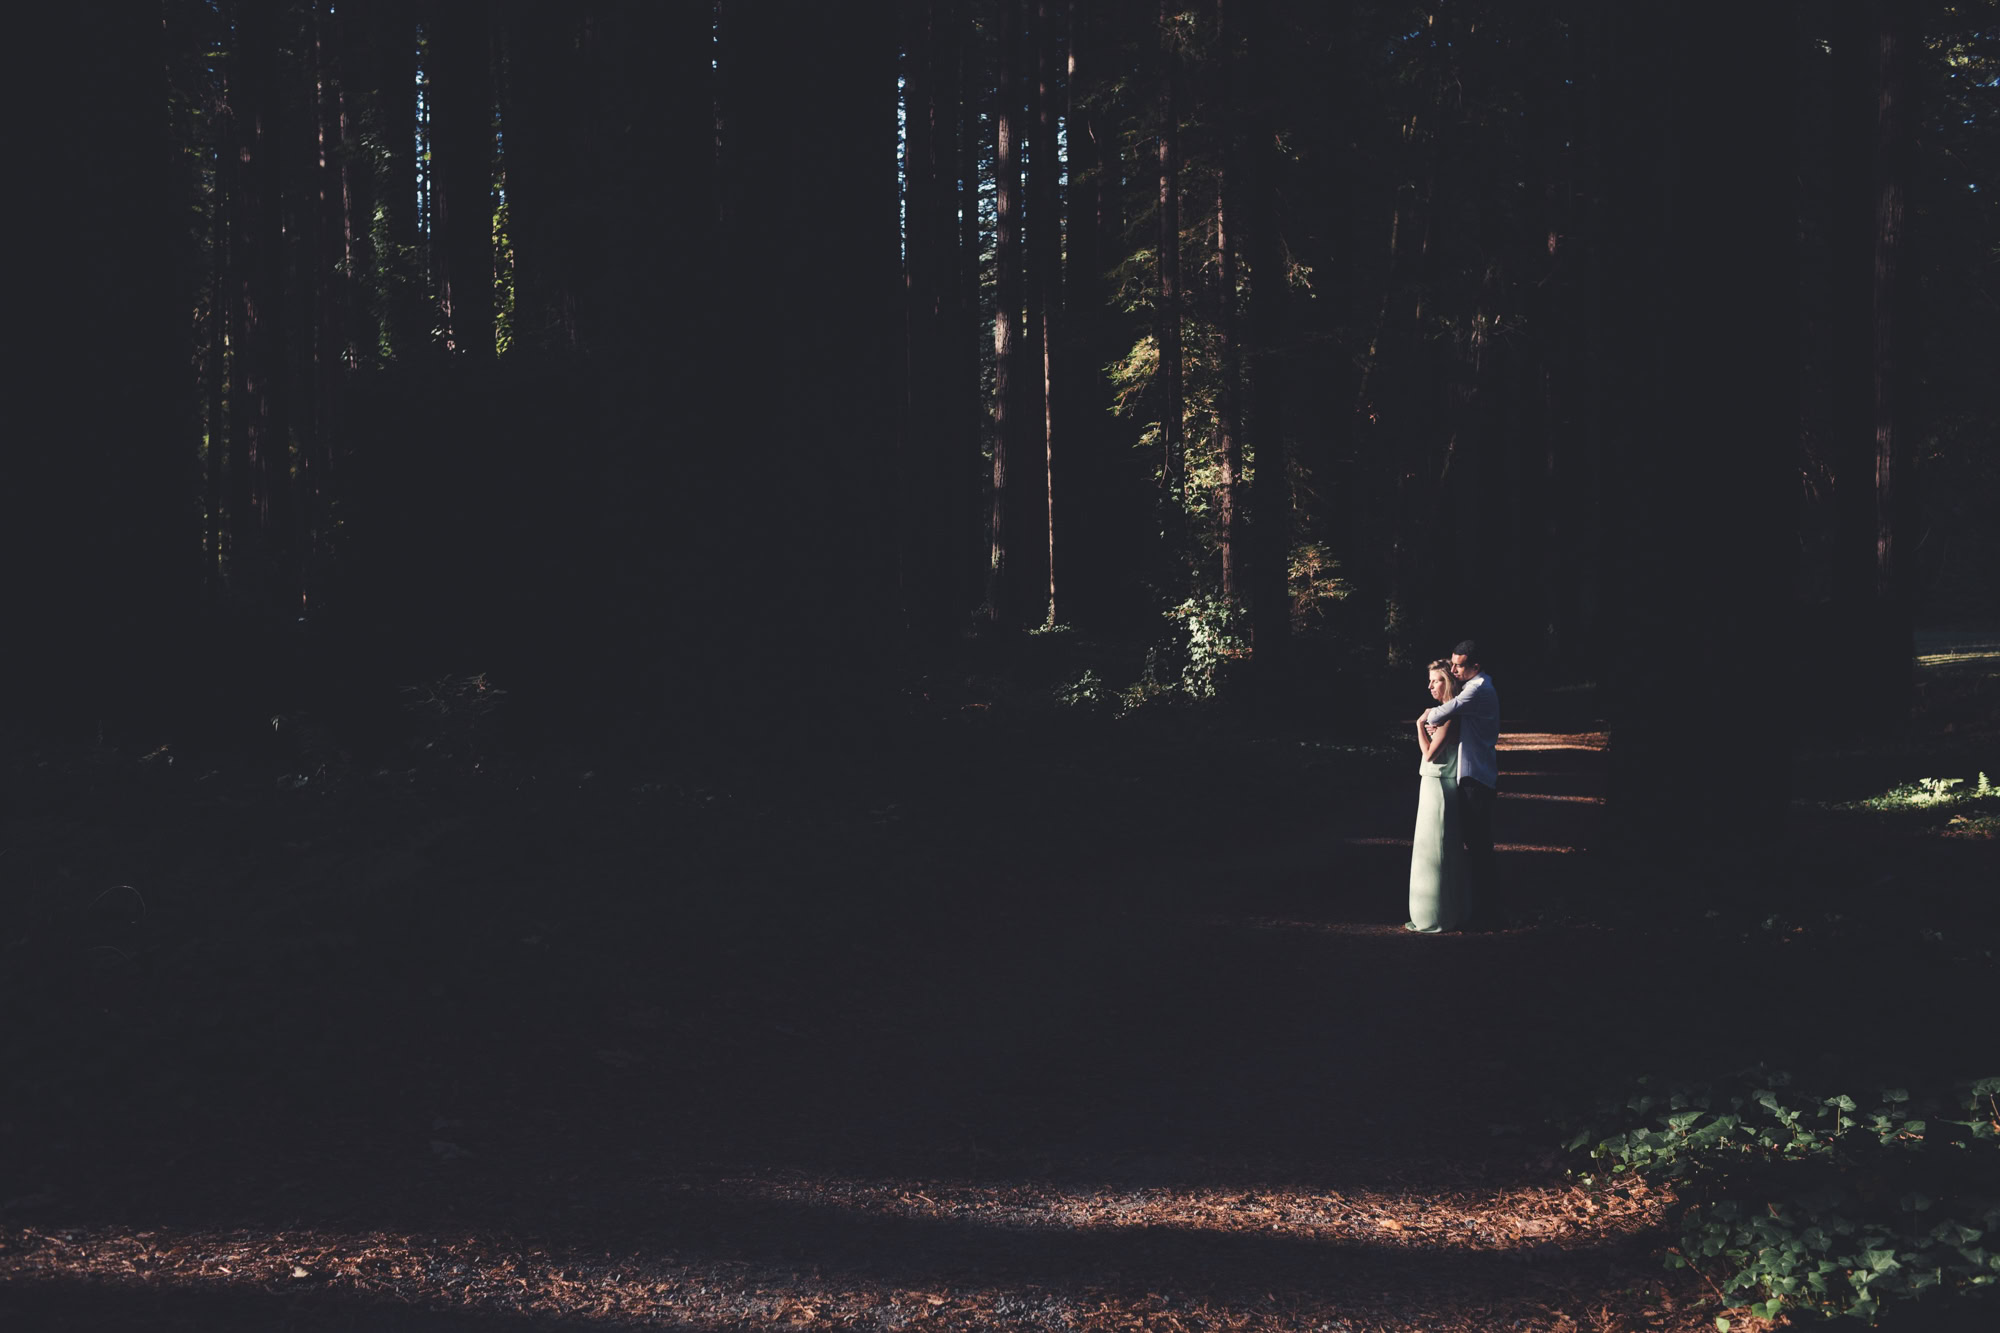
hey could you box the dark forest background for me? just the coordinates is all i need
[10,0,1998,845]
[4,7,1998,1329]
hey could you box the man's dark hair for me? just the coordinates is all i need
[1453,639,1481,662]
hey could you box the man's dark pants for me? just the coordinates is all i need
[1459,777,1497,928]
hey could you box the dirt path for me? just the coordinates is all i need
[1,726,1728,1332]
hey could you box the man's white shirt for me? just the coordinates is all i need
[1423,673,1499,790]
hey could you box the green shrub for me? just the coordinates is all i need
[1165,595,1247,700]
[1567,1073,2000,1324]
[1842,774,1997,813]
[1055,668,1112,713]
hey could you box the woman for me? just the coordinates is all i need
[1406,660,1466,933]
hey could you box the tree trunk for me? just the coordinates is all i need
[1156,0,1184,512]
[1026,0,1061,627]
[1061,1,1106,624]
[575,2,712,357]
[1370,133,1440,665]
[988,0,1024,625]
[959,2,985,618]
[1217,172,1244,606]
[1244,0,1288,677]
[1215,0,1243,606]
[15,1,193,728]
[361,0,425,358]
[719,0,901,694]
[230,0,297,604]
[1603,0,1797,850]
[207,68,234,586]
[335,0,378,368]
[1829,0,1875,625]
[903,0,934,631]
[903,0,959,641]
[303,2,347,611]
[1870,0,1917,723]
[499,3,581,351]
[1519,12,1588,675]
[428,0,495,357]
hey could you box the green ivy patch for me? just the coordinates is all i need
[1566,1073,2000,1325]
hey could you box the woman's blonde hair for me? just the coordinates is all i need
[1427,658,1459,696]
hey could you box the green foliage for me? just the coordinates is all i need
[1116,644,1178,715]
[492,193,515,356]
[1166,595,1248,700]
[1567,1072,2000,1324]
[1828,774,2000,838]
[1055,667,1112,713]
[1849,774,1995,811]
[1100,599,1250,714]
[1108,331,1161,422]
[1288,542,1350,630]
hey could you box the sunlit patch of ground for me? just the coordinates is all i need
[0,723,1742,1332]
[730,1172,1667,1250]
[1914,629,2000,671]
[1499,733,1609,753]
[1,1167,1691,1332]
[1339,837,1584,853]
[1918,649,2000,669]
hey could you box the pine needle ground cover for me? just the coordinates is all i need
[3,667,1993,1332]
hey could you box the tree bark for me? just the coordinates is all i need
[1869,0,1916,722]
[1156,0,1183,511]
[230,0,297,604]
[1603,0,1797,850]
[1829,0,1876,625]
[1244,0,1288,676]
[988,0,1024,625]
[903,0,960,641]
[1060,1,1105,622]
[335,0,379,368]
[15,1,193,727]
[959,1,986,620]
[720,0,901,689]
[498,2,581,351]
[304,2,347,610]
[1215,0,1243,606]
[1026,0,1061,627]
[1217,173,1244,606]
[361,0,425,359]
[206,65,234,585]
[428,0,495,357]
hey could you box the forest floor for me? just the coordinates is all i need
[1,636,1995,1332]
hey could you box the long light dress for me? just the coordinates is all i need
[1406,743,1465,933]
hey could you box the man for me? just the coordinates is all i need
[1418,640,1500,929]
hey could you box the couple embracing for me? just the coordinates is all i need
[1406,641,1499,934]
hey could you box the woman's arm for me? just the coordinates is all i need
[1420,717,1457,763]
